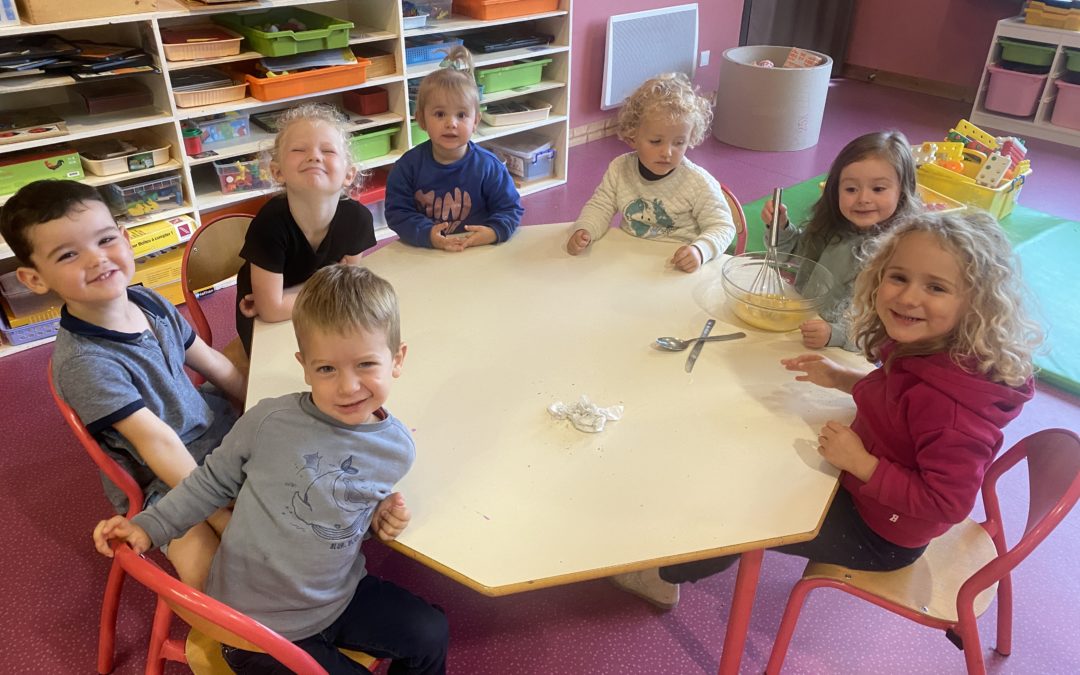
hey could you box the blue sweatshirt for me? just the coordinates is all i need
[385,141,523,247]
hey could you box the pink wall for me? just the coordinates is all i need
[846,0,1021,89]
[570,2,743,127]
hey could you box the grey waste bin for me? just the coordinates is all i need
[712,45,832,152]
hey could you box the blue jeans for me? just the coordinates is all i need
[221,574,448,675]
[659,488,927,584]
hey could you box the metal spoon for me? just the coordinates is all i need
[654,332,747,351]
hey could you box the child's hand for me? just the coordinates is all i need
[93,516,151,557]
[372,492,411,542]
[430,222,467,252]
[761,199,789,230]
[238,294,258,319]
[671,245,703,273]
[567,229,592,255]
[799,319,832,349]
[781,353,844,389]
[461,225,497,248]
[818,420,878,481]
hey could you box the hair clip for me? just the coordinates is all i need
[439,55,469,72]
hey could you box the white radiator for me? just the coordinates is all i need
[601,4,699,110]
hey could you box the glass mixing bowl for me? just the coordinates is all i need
[720,252,836,332]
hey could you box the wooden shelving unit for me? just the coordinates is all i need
[0,0,573,357]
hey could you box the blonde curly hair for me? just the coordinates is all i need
[616,72,712,147]
[849,211,1041,386]
[270,102,355,165]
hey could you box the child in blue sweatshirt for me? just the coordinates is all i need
[386,46,523,251]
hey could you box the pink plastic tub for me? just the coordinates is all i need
[1051,79,1080,130]
[985,64,1047,117]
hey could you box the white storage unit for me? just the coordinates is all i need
[970,17,1080,148]
[0,0,573,357]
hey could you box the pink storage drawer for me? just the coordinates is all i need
[1051,79,1080,130]
[985,64,1047,117]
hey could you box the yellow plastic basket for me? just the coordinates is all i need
[917,165,1031,220]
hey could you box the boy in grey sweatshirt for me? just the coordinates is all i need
[93,265,448,674]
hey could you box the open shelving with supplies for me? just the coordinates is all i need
[0,0,573,357]
[970,17,1080,148]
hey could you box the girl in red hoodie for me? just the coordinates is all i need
[613,211,1041,610]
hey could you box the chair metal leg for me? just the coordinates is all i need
[956,608,988,675]
[98,560,126,674]
[995,572,1013,656]
[146,598,174,675]
[764,578,819,675]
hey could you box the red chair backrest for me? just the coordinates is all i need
[180,212,254,347]
[721,184,748,255]
[961,428,1080,605]
[112,543,329,674]
[47,360,142,519]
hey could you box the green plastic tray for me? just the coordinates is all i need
[1066,48,1080,73]
[475,58,552,94]
[213,8,353,57]
[998,38,1055,67]
[350,126,397,161]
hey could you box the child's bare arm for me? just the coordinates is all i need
[247,263,301,322]
[113,410,199,488]
[185,336,246,401]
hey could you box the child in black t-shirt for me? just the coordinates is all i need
[235,103,376,357]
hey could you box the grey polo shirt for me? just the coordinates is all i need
[52,286,235,512]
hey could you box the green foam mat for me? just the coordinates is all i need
[744,178,1080,394]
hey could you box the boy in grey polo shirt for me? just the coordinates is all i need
[94,265,448,674]
[1,180,246,590]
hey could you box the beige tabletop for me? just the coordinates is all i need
[247,223,868,596]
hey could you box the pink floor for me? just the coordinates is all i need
[1,80,1079,674]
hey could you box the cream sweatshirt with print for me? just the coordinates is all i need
[572,153,736,262]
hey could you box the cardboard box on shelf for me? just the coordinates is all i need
[0,148,83,196]
[130,245,183,292]
[14,0,156,24]
[127,215,198,259]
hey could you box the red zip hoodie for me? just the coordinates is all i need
[843,345,1034,548]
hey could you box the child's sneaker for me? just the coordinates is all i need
[610,568,679,610]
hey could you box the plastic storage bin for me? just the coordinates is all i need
[105,174,183,220]
[405,35,464,65]
[413,1,453,19]
[917,165,1031,220]
[196,112,251,146]
[985,64,1047,117]
[1051,79,1080,130]
[242,60,370,101]
[411,120,429,146]
[0,271,61,318]
[480,99,551,126]
[402,13,429,30]
[998,38,1056,68]
[0,315,60,345]
[214,155,273,194]
[344,86,390,115]
[350,126,397,161]
[160,25,243,61]
[455,0,559,20]
[213,8,354,57]
[1065,49,1080,74]
[353,47,396,77]
[485,132,555,180]
[77,136,170,177]
[475,58,551,94]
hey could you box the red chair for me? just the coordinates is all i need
[721,184,748,255]
[111,543,379,675]
[765,428,1080,674]
[48,364,144,675]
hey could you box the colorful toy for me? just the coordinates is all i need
[975,152,1011,188]
[913,142,938,166]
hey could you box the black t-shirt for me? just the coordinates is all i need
[236,195,375,352]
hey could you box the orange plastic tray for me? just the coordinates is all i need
[242,60,370,101]
[454,0,559,20]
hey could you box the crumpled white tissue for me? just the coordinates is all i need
[548,395,624,433]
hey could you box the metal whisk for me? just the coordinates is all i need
[750,187,788,299]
